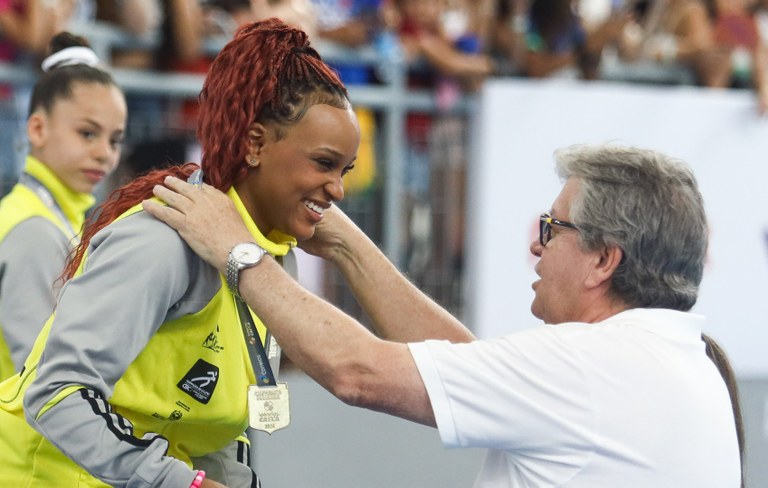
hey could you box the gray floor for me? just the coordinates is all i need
[741,378,768,488]
[252,372,767,488]
[251,370,484,488]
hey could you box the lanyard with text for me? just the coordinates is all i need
[234,294,290,434]
[19,173,77,240]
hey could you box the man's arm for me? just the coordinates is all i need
[142,178,442,426]
[145,176,474,345]
[300,204,475,344]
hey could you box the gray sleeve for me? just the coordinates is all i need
[24,211,219,488]
[190,438,260,488]
[0,217,70,370]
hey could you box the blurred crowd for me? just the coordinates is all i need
[1,0,766,167]
[1,0,766,105]
[1,0,767,313]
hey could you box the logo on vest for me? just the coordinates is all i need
[203,325,224,353]
[177,359,220,404]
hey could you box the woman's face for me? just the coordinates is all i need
[27,82,127,194]
[236,103,360,241]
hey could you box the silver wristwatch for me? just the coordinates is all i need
[226,242,266,299]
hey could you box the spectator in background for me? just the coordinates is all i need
[393,0,494,305]
[102,0,207,191]
[620,0,730,86]
[0,0,75,57]
[489,0,530,74]
[94,0,163,68]
[312,0,383,48]
[758,0,768,38]
[706,0,768,113]
[396,0,494,88]
[310,0,386,85]
[520,0,588,78]
[0,0,78,195]
[102,0,162,36]
[757,0,768,112]
[522,0,630,79]
[576,0,638,70]
[0,32,126,380]
[250,0,317,38]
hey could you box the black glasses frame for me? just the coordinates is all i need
[539,213,578,246]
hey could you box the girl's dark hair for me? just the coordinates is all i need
[28,31,118,117]
[62,18,349,281]
[702,334,745,487]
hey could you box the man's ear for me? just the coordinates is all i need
[27,112,47,148]
[585,244,623,289]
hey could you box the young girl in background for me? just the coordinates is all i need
[0,31,126,380]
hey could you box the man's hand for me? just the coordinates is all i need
[297,204,356,263]
[142,176,252,273]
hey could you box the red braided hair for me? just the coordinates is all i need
[198,17,349,189]
[62,18,349,281]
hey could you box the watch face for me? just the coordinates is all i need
[232,242,265,266]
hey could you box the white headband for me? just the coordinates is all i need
[41,46,100,72]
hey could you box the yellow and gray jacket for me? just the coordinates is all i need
[0,188,296,487]
[0,156,94,380]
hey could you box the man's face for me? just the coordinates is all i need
[529,178,600,324]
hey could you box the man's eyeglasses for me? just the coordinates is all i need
[539,213,578,246]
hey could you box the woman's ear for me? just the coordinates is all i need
[245,122,267,167]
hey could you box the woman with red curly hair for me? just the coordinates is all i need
[0,19,359,488]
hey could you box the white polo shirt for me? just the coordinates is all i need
[408,308,740,487]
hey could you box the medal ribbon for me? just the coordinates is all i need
[234,295,277,387]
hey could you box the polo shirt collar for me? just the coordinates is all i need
[227,187,296,257]
[607,308,704,343]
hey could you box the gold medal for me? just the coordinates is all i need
[248,382,290,434]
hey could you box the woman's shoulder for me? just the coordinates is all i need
[89,209,197,266]
[82,209,220,303]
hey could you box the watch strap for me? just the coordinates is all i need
[226,252,243,299]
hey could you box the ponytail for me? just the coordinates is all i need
[702,333,744,488]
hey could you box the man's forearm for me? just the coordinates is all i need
[328,219,475,344]
[238,257,437,427]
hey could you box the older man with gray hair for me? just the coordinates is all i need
[144,143,743,487]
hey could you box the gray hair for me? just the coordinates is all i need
[554,144,708,311]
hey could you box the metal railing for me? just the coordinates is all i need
[0,21,697,268]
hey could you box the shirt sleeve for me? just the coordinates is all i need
[23,211,212,487]
[0,217,69,370]
[408,328,596,452]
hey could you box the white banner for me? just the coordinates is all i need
[466,78,768,376]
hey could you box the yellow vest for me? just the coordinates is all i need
[0,190,294,486]
[0,156,93,380]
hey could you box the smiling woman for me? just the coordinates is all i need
[0,18,359,488]
[0,31,127,381]
[235,102,359,242]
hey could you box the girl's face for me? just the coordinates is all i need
[28,81,127,194]
[236,103,360,241]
